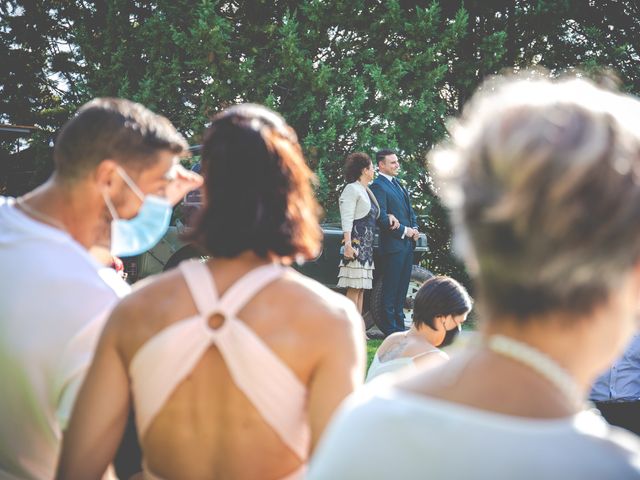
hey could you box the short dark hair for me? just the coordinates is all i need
[53,98,187,181]
[187,104,322,262]
[412,276,473,329]
[344,152,372,183]
[375,149,396,165]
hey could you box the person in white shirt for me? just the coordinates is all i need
[309,75,640,479]
[0,98,202,480]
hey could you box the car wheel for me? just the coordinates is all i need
[402,266,433,329]
[370,265,433,332]
[163,246,207,271]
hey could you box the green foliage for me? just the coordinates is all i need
[5,0,640,288]
[366,339,383,371]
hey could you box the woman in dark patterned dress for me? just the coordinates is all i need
[338,152,398,313]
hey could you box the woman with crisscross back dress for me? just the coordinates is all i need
[56,104,365,480]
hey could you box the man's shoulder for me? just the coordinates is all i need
[0,238,125,327]
[370,177,387,192]
[0,262,122,355]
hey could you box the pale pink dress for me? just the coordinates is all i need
[129,260,310,479]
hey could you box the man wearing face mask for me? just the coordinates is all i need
[0,98,202,480]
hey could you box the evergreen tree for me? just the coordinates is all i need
[5,0,640,279]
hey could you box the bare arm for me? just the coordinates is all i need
[57,315,131,480]
[307,302,366,450]
[342,231,357,259]
[164,164,203,206]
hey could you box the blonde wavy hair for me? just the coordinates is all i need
[430,73,640,319]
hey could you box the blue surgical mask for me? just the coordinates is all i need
[103,167,173,257]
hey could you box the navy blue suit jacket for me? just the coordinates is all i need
[370,175,418,254]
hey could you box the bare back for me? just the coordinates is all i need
[377,332,440,362]
[114,257,364,479]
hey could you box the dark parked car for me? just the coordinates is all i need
[122,216,430,333]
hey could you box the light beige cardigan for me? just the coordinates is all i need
[339,182,380,233]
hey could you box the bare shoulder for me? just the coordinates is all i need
[412,349,449,371]
[106,267,194,357]
[403,337,442,358]
[370,177,385,189]
[376,332,404,356]
[395,351,481,402]
[115,268,187,320]
[274,269,362,337]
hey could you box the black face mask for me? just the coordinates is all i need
[440,325,461,348]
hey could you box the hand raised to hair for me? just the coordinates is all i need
[164,164,204,206]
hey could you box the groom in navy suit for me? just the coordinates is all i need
[370,149,420,336]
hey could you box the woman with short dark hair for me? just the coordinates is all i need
[57,104,365,480]
[338,152,397,314]
[366,275,472,382]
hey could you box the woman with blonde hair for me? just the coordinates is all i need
[57,104,365,480]
[310,74,640,479]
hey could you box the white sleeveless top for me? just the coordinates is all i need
[366,348,447,382]
[365,355,415,382]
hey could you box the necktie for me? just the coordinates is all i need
[392,178,404,194]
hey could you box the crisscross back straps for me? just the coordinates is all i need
[182,261,310,459]
[180,259,285,321]
[131,259,310,462]
[215,263,286,318]
[179,259,220,316]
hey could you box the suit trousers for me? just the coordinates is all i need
[379,240,414,336]
[595,400,640,437]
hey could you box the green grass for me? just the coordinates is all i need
[366,339,383,370]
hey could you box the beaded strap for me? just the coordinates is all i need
[487,334,584,410]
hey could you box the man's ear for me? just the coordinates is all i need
[94,159,120,193]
